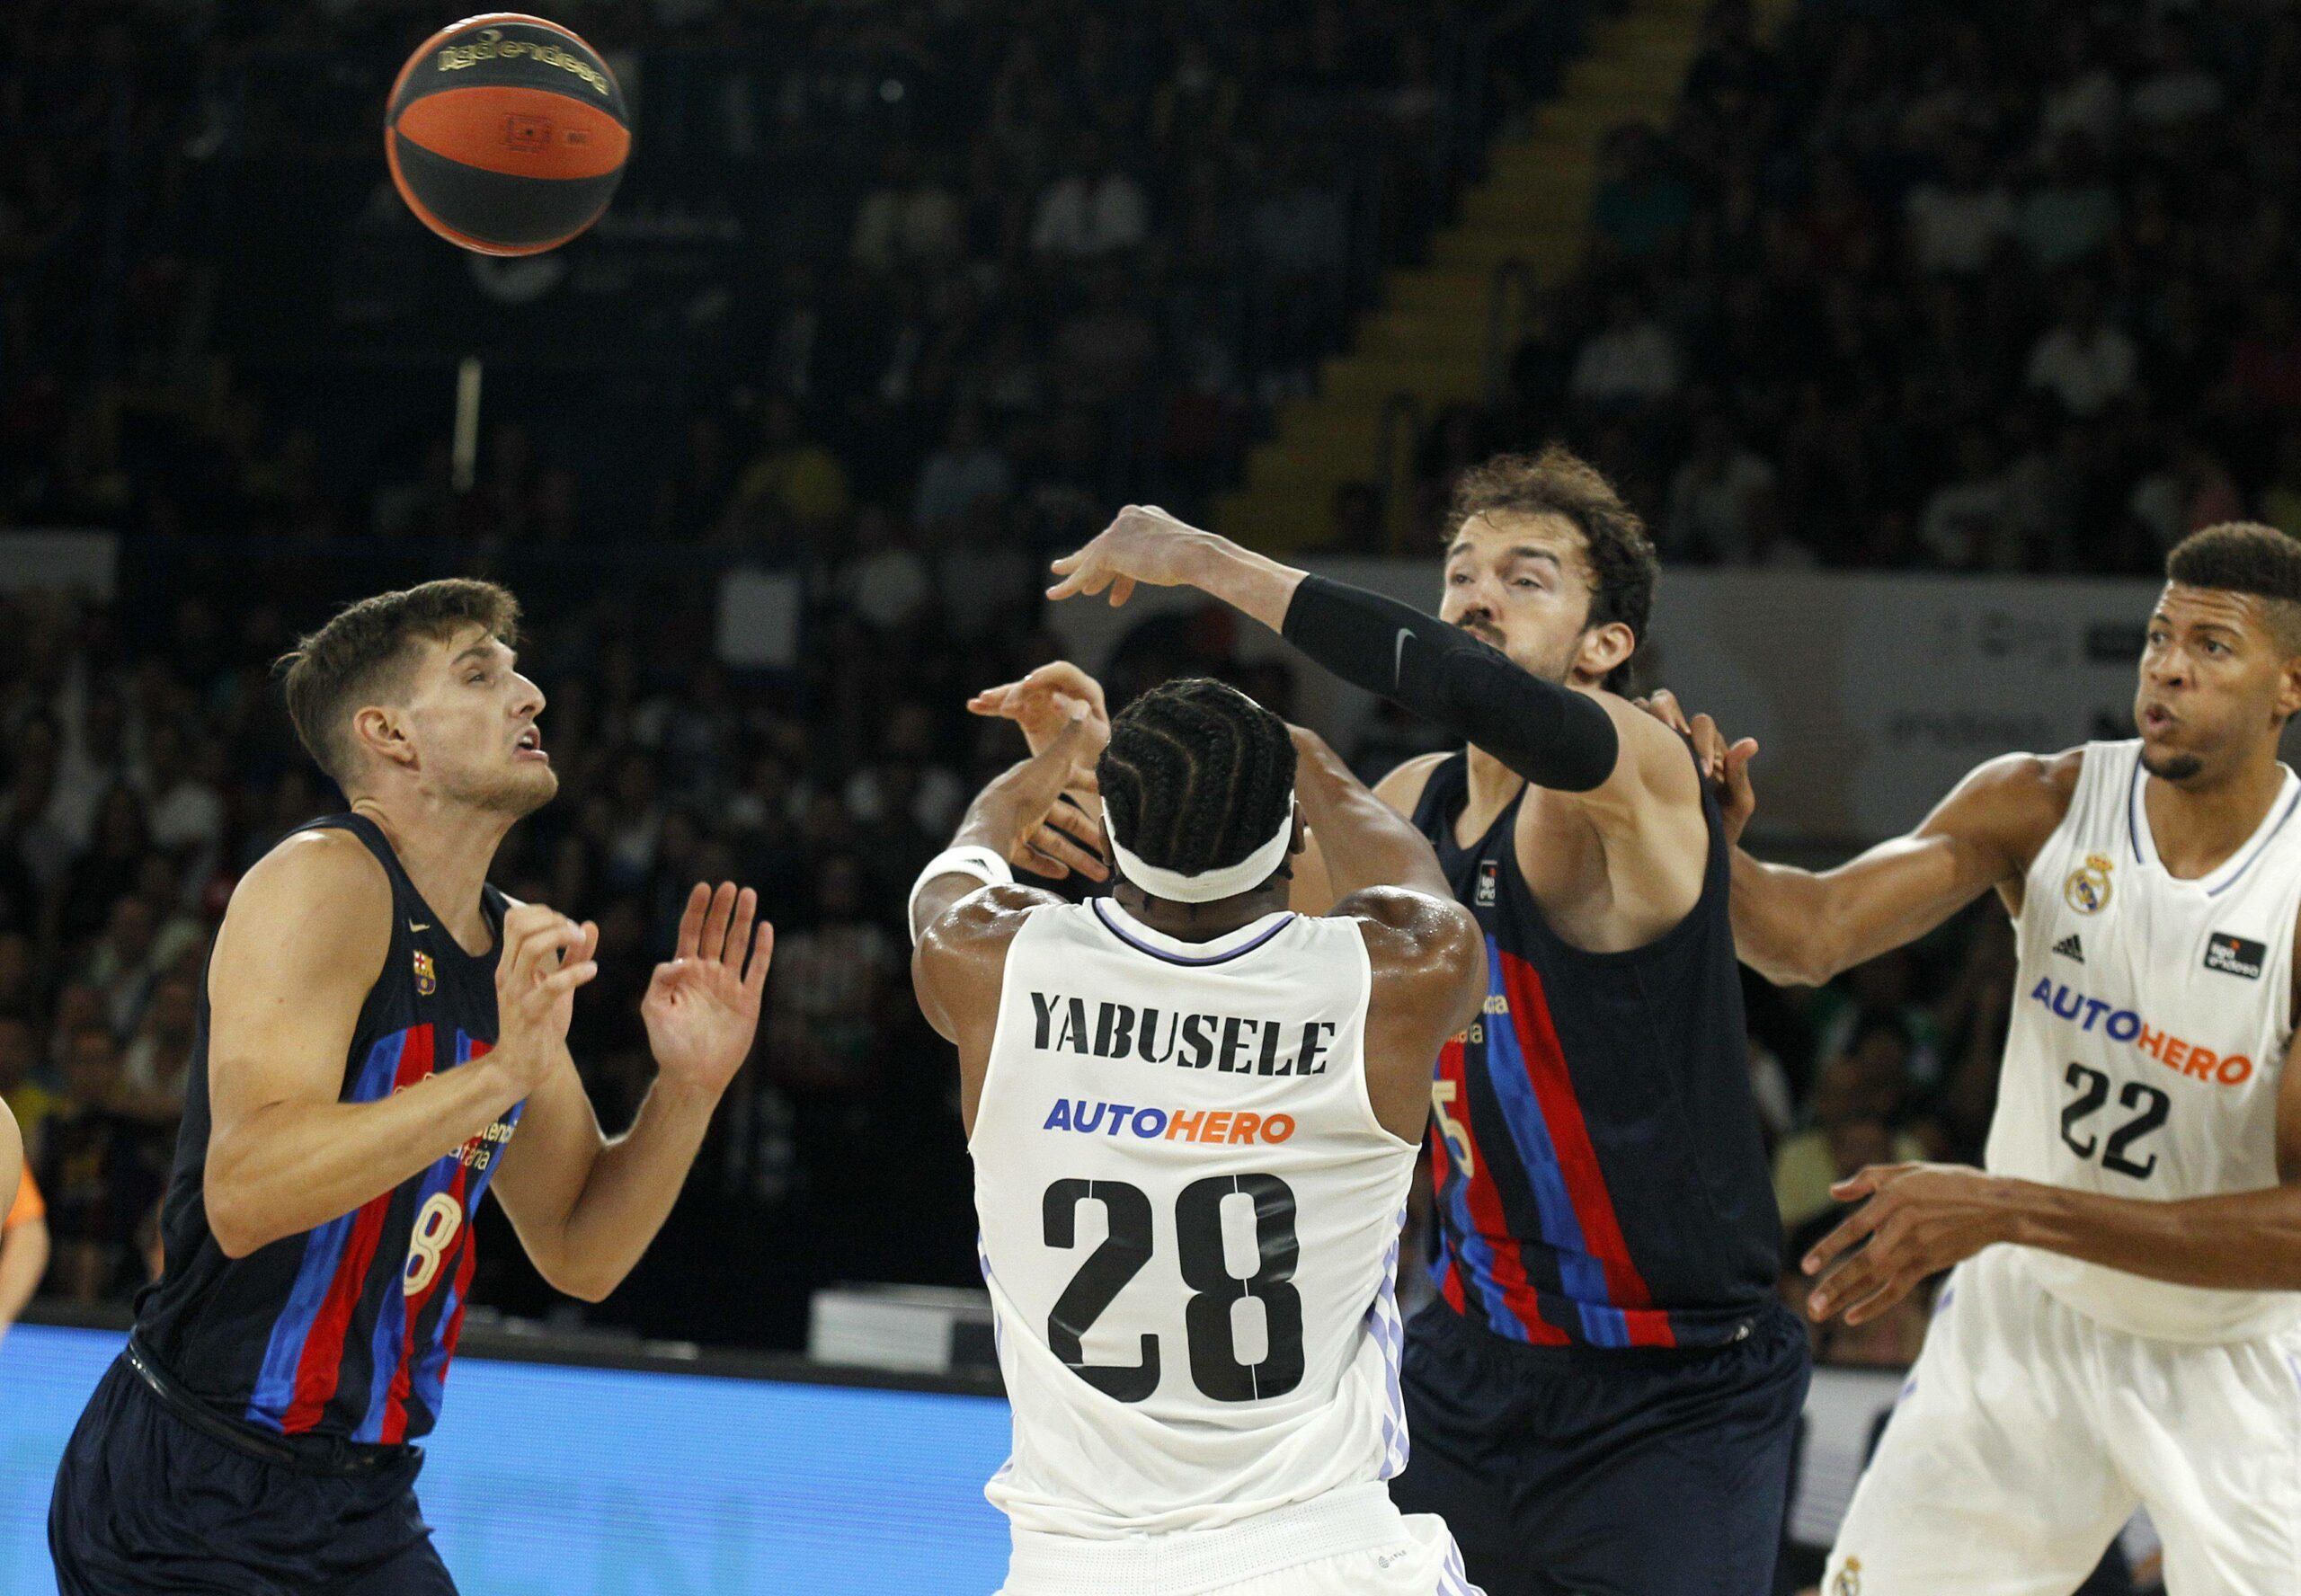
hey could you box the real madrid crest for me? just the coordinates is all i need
[1833,1557,1861,1596]
[413,949,438,997]
[2063,852,2113,916]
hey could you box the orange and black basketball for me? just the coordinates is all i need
[386,13,629,256]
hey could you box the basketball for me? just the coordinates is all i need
[385,13,629,256]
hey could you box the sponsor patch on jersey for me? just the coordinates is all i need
[2053,933,2084,962]
[2063,853,2113,916]
[2028,977,2255,1086]
[1041,1096,1297,1145]
[1475,860,1497,907]
[2204,932,2266,980]
[412,949,437,997]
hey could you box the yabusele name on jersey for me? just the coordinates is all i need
[1026,989,1340,1077]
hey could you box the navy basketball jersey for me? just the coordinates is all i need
[1408,751,1780,1349]
[137,813,520,1443]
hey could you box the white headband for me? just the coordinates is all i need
[1101,795,1296,904]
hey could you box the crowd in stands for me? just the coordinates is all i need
[1411,0,2301,576]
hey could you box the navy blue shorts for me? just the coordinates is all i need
[1389,1299,1811,1596]
[49,1354,456,1596]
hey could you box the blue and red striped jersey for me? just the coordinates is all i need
[137,814,520,1442]
[1409,751,1780,1350]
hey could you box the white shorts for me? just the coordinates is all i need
[1825,1245,2301,1596]
[997,1483,1483,1596]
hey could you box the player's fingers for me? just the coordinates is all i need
[541,960,599,995]
[1110,574,1135,607]
[724,887,759,971]
[742,922,775,999]
[1046,570,1088,601]
[1026,828,1108,878]
[573,920,600,969]
[698,881,738,963]
[1806,1245,1880,1322]
[674,882,709,963]
[505,917,580,985]
[1049,549,1084,575]
[1051,794,1106,852]
[1034,822,1109,881]
[1802,1201,1878,1277]
[1832,1270,1911,1327]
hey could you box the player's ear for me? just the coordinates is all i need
[2277,644,2301,726]
[1287,806,1308,857]
[1576,621,1636,687]
[350,705,415,772]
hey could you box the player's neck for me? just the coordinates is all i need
[1112,884,1288,943]
[1463,742,1528,819]
[347,794,511,955]
[2141,747,2289,881]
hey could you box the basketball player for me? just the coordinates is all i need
[1022,448,1808,1596]
[49,580,772,1595]
[1653,521,2301,1593]
[912,677,1488,1594]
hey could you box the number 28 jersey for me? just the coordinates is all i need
[137,813,520,1442]
[971,896,1417,1538]
[1992,740,2301,1343]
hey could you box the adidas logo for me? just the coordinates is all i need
[2053,933,2084,963]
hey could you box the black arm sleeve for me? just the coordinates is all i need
[1279,573,1619,792]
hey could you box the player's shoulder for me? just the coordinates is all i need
[916,883,1061,961]
[1960,746,2085,811]
[1330,885,1480,975]
[1370,750,1453,815]
[223,826,393,945]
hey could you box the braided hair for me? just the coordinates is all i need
[1098,678,1296,887]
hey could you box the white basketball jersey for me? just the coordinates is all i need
[1990,739,2301,1342]
[971,895,1417,1540]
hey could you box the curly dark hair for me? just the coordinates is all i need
[1448,444,1660,693]
[2167,523,2301,649]
[1098,678,1296,889]
[276,579,521,788]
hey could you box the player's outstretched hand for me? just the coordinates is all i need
[493,902,600,1097]
[644,882,773,1095]
[977,698,1111,881]
[968,661,1111,757]
[1801,1162,2015,1326]
[1632,690,1758,846]
[1046,505,1210,608]
[968,662,1109,880]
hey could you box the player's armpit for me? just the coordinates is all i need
[1737,749,2078,989]
[912,885,1048,1131]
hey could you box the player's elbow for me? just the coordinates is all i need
[201,1148,277,1259]
[544,1260,620,1304]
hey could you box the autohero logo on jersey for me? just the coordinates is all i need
[1027,990,1339,1077]
[2204,932,2266,980]
[1042,1097,1297,1146]
[2028,978,2255,1086]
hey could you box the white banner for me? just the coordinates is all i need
[1044,563,2181,846]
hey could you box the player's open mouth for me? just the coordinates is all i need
[2141,705,2177,735]
[514,728,548,762]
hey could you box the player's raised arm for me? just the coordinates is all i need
[202,831,591,1257]
[1729,749,2075,988]
[491,881,771,1303]
[1050,507,1627,794]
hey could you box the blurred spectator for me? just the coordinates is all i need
[37,1024,163,1304]
[1570,289,1680,410]
[719,398,852,537]
[1664,413,1781,563]
[850,144,964,273]
[119,974,200,1122]
[765,856,897,1095]
[912,407,1015,531]
[1772,1020,1930,1234]
[2027,279,2137,418]
[2017,134,2119,272]
[1591,124,1693,267]
[1031,132,1149,259]
[1906,137,2015,277]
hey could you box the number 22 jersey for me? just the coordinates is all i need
[1992,739,2301,1343]
[971,895,1417,1538]
[137,813,520,1442]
